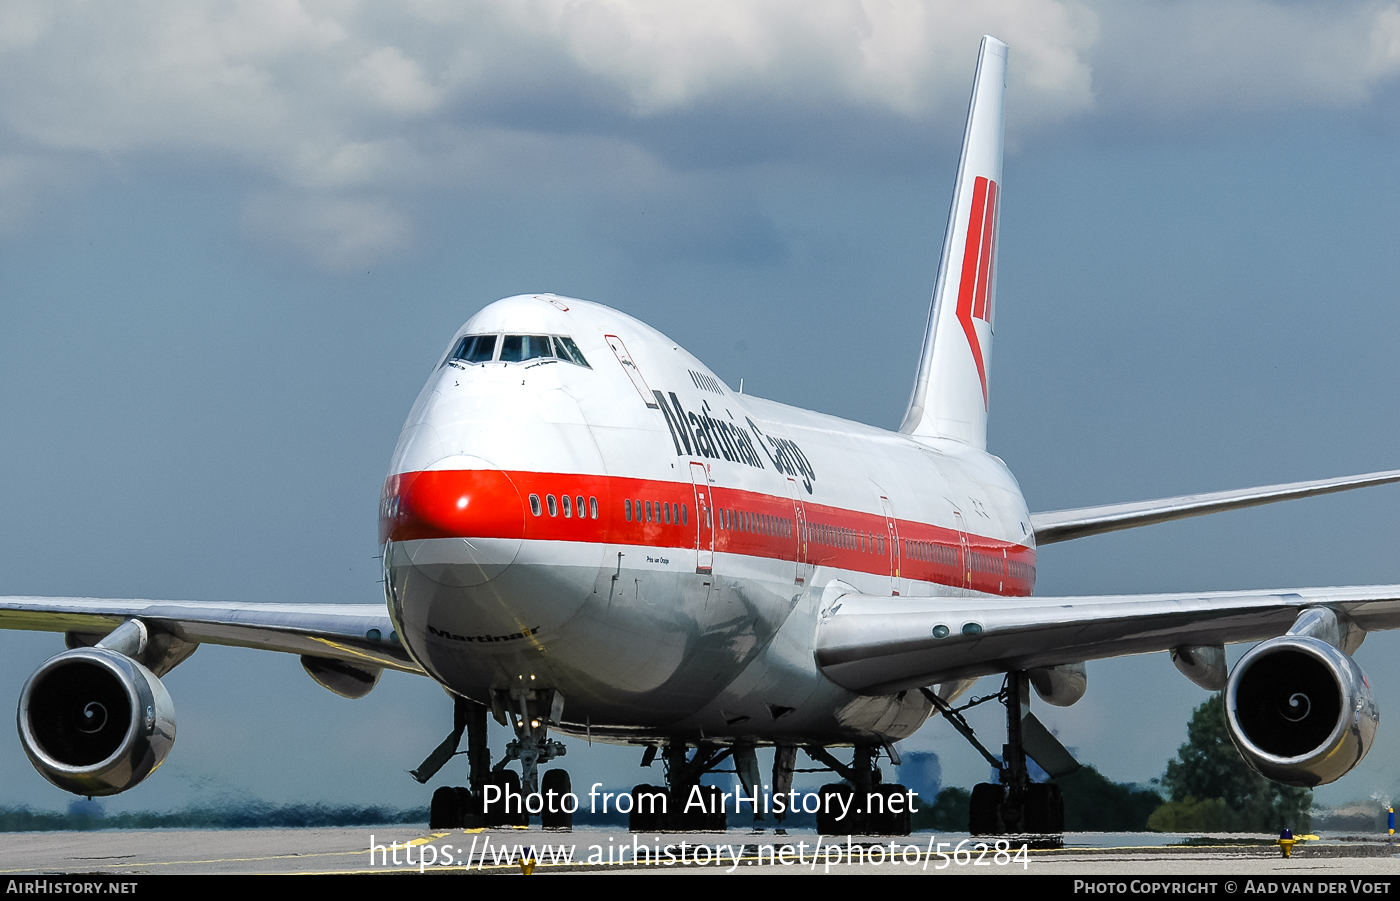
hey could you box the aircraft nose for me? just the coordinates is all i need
[381,457,525,544]
[381,456,525,587]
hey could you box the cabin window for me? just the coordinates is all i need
[576,496,585,518]
[645,500,653,522]
[529,494,541,516]
[547,494,557,516]
[589,497,599,519]
[562,495,572,518]
[681,505,688,526]
[625,499,632,521]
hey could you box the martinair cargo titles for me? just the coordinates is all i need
[6,36,1400,836]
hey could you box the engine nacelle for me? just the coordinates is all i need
[17,647,176,796]
[1027,662,1087,707]
[1225,635,1377,787]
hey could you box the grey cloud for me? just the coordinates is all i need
[1087,1,1400,125]
[1,1,1397,267]
[242,193,412,271]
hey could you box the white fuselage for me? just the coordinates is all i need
[381,294,1035,747]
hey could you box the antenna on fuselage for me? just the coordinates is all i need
[899,35,1006,451]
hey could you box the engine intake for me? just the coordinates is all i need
[1225,635,1377,787]
[17,647,176,796]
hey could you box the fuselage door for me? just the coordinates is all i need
[953,508,971,589]
[690,462,714,574]
[786,478,807,585]
[880,496,901,596]
[604,334,660,409]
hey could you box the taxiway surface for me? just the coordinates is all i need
[1,827,1397,875]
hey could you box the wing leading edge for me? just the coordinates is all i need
[0,596,422,674]
[1030,468,1400,545]
[814,585,1400,694]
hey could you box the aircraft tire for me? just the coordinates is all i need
[675,784,727,832]
[969,783,1004,835]
[1024,783,1063,835]
[429,785,459,829]
[455,786,483,829]
[540,769,572,830]
[628,784,664,832]
[816,783,857,835]
[482,771,529,827]
[866,784,913,835]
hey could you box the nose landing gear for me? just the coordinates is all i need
[415,689,572,830]
[493,686,567,802]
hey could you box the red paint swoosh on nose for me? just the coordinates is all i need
[381,470,525,543]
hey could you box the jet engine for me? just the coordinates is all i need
[17,647,176,796]
[1225,634,1377,787]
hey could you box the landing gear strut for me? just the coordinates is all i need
[491,687,567,796]
[922,671,1069,837]
[772,745,796,835]
[629,741,731,832]
[805,744,913,835]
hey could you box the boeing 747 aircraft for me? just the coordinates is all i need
[4,36,1399,836]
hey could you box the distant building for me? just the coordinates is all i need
[898,751,942,803]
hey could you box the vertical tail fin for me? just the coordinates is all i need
[900,36,1007,449]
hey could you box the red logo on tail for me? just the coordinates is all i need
[956,176,998,409]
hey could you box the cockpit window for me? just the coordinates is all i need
[445,333,591,368]
[552,336,591,368]
[449,334,498,364]
[500,335,553,363]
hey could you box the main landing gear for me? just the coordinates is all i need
[804,744,914,836]
[628,741,732,832]
[625,740,915,835]
[415,689,573,830]
[921,671,1078,837]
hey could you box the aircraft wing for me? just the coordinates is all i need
[1030,468,1400,545]
[813,585,1400,694]
[0,596,423,674]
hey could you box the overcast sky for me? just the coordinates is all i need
[2,0,1400,816]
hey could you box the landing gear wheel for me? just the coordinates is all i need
[540,769,573,830]
[430,785,459,829]
[674,784,726,831]
[455,786,482,829]
[629,784,664,832]
[866,784,913,835]
[969,782,1004,835]
[1023,783,1063,835]
[483,770,527,827]
[816,783,858,835]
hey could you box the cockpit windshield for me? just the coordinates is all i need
[445,333,591,369]
[551,336,590,368]
[499,335,553,363]
[449,334,498,364]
